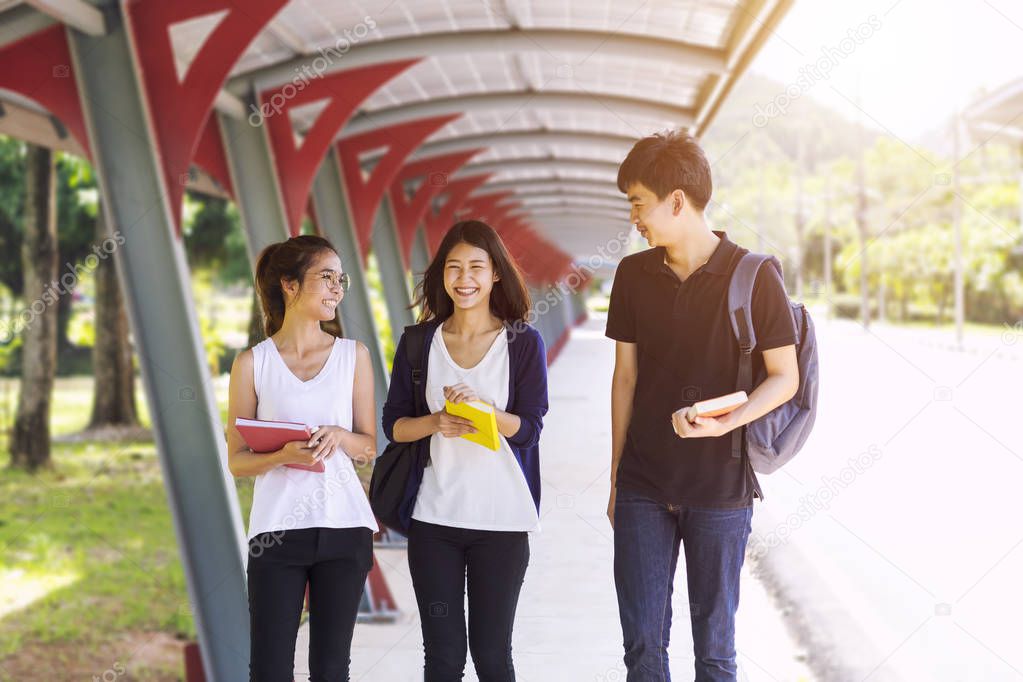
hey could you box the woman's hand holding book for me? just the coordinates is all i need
[278,438,321,468]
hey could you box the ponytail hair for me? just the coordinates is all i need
[254,235,341,338]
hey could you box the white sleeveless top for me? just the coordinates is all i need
[246,336,379,540]
[412,329,540,532]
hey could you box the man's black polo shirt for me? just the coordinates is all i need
[605,231,797,508]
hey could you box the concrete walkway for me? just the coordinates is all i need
[296,314,813,681]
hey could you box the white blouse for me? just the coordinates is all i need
[246,336,379,540]
[412,329,540,532]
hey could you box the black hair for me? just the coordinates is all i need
[413,220,531,323]
[617,129,712,210]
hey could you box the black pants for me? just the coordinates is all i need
[247,526,373,682]
[407,519,530,682]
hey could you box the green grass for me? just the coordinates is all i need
[0,377,252,677]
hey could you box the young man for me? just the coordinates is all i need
[606,130,799,682]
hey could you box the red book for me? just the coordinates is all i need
[235,417,325,473]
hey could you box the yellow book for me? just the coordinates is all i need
[445,399,500,451]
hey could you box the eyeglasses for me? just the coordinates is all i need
[308,271,350,291]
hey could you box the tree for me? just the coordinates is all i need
[0,136,26,302]
[181,191,262,348]
[54,155,101,359]
[88,198,138,428]
[11,144,57,471]
[51,155,142,429]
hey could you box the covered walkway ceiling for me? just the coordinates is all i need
[0,0,792,262]
[966,76,1023,141]
[0,3,792,677]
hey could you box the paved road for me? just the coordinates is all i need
[752,314,1023,681]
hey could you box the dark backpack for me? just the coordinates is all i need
[727,252,819,480]
[369,324,429,533]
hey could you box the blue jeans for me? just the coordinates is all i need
[613,488,753,682]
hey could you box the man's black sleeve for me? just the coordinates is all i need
[605,260,636,343]
[751,263,798,351]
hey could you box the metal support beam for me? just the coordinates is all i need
[410,224,430,295]
[477,180,622,200]
[67,10,249,681]
[549,285,568,347]
[0,93,87,156]
[234,28,727,93]
[518,207,630,222]
[558,281,575,348]
[0,25,93,158]
[398,129,635,162]
[218,109,290,263]
[0,2,55,48]
[458,156,619,180]
[372,196,416,344]
[528,286,549,350]
[481,174,619,191]
[544,285,564,353]
[546,285,564,352]
[462,158,617,183]
[311,150,389,438]
[26,0,105,35]
[571,285,583,325]
[506,194,629,212]
[344,92,693,137]
[570,288,587,326]
[693,0,795,136]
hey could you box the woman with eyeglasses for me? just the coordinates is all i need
[382,220,549,681]
[226,235,378,681]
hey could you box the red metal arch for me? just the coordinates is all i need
[193,118,234,197]
[454,191,515,223]
[335,114,459,263]
[499,220,572,285]
[388,148,483,265]
[423,173,492,253]
[496,220,543,282]
[124,0,289,233]
[260,59,419,237]
[0,25,91,159]
[473,201,521,234]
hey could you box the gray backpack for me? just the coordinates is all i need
[727,252,819,486]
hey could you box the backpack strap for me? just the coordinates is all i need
[726,252,783,459]
[403,323,428,418]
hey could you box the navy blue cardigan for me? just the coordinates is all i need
[381,319,549,521]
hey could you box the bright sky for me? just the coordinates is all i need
[749,0,1023,142]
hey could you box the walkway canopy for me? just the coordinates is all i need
[966,76,1023,141]
[964,76,1023,254]
[0,1,791,678]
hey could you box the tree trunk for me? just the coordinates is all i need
[11,144,57,472]
[246,285,265,348]
[56,281,74,355]
[88,202,138,428]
